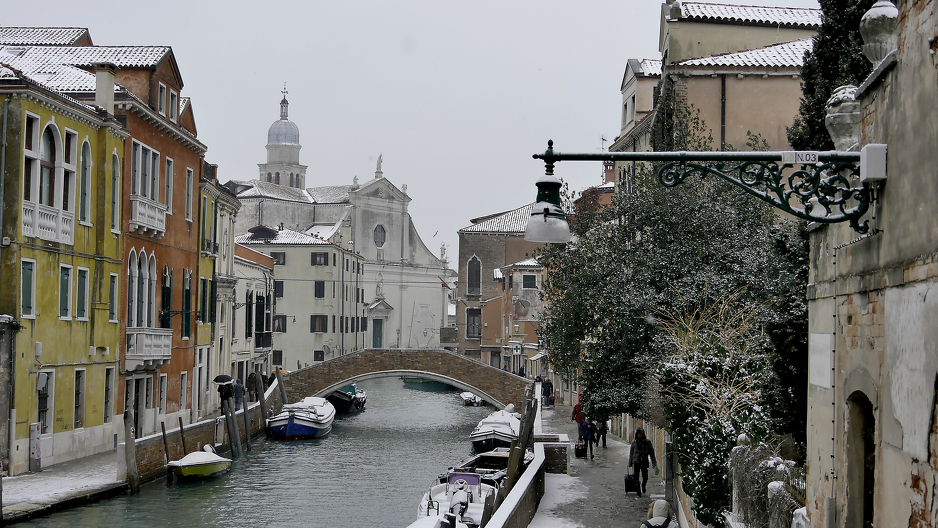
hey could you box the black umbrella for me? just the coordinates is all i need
[213,374,233,385]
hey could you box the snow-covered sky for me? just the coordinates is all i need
[4,0,819,264]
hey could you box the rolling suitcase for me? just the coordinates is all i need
[574,441,587,458]
[624,473,640,495]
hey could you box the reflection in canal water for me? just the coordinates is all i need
[21,377,493,527]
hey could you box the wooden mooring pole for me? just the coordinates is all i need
[241,400,251,452]
[223,398,243,459]
[178,417,188,454]
[123,410,140,494]
[253,373,269,439]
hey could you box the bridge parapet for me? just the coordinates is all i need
[281,348,531,408]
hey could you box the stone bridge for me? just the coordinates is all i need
[280,349,531,408]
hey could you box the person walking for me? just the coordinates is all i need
[629,428,657,496]
[637,499,673,527]
[543,378,554,407]
[234,379,245,411]
[571,399,582,422]
[597,419,608,448]
[584,421,597,459]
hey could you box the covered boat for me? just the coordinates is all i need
[412,472,497,528]
[438,447,534,489]
[469,409,520,452]
[267,396,336,440]
[459,392,484,406]
[326,383,367,413]
[167,447,232,480]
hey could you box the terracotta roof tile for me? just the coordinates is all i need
[678,2,821,28]
[459,203,533,234]
[677,38,812,68]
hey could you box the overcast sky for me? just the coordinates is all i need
[6,0,820,265]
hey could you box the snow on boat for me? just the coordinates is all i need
[267,396,336,440]
[167,446,232,480]
[459,392,484,406]
[412,472,498,528]
[439,447,534,489]
[327,383,367,413]
[469,409,520,452]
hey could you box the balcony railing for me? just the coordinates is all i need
[22,202,74,244]
[125,327,173,372]
[129,195,167,238]
[254,331,272,349]
[201,238,219,255]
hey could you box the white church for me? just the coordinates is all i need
[226,94,453,355]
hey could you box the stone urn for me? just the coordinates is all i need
[825,85,861,151]
[859,0,899,64]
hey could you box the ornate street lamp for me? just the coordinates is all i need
[524,140,571,243]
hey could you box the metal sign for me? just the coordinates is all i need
[781,151,820,165]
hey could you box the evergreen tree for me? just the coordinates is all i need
[787,0,876,150]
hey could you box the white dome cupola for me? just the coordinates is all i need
[258,85,308,188]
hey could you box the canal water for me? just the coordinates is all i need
[21,377,494,527]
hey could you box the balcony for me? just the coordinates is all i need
[22,202,74,244]
[129,195,167,238]
[254,331,272,349]
[201,238,219,256]
[125,327,173,372]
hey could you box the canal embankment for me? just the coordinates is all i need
[2,379,283,524]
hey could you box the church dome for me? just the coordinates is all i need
[267,97,300,146]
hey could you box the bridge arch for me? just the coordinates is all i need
[280,349,531,409]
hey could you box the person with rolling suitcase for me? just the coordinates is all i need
[629,428,657,496]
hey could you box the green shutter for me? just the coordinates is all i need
[22,262,33,315]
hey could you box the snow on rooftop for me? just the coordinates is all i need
[307,185,353,204]
[0,44,170,70]
[640,59,662,77]
[0,27,89,46]
[677,38,812,68]
[677,2,821,28]
[235,180,314,204]
[235,226,331,246]
[459,203,533,234]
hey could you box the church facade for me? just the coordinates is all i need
[226,95,452,358]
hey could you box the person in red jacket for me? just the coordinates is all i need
[572,400,582,421]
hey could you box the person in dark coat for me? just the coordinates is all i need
[584,421,597,459]
[629,428,657,496]
[233,379,245,411]
[543,379,554,406]
[596,419,608,448]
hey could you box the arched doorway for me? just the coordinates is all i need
[845,391,875,528]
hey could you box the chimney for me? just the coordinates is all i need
[603,160,615,184]
[92,62,116,115]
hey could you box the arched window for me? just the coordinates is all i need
[148,254,157,327]
[289,173,294,187]
[39,128,56,207]
[275,172,280,184]
[127,250,137,327]
[161,266,173,328]
[111,153,120,230]
[79,142,91,222]
[266,172,271,182]
[846,392,876,528]
[468,256,481,296]
[137,251,147,327]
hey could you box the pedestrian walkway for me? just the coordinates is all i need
[1,449,125,524]
[530,401,666,528]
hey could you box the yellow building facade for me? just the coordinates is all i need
[0,77,127,473]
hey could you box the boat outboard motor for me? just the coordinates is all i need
[450,479,470,519]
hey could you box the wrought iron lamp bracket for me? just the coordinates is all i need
[533,141,877,234]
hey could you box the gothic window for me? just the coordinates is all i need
[468,257,481,296]
[267,172,271,182]
[275,172,280,184]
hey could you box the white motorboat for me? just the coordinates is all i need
[411,471,498,528]
[459,392,484,406]
[469,409,520,452]
[267,396,336,440]
[167,445,232,480]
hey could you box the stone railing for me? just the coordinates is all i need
[125,327,173,371]
[22,202,74,244]
[129,195,167,238]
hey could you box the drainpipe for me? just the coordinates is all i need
[720,74,727,151]
[1,95,9,477]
